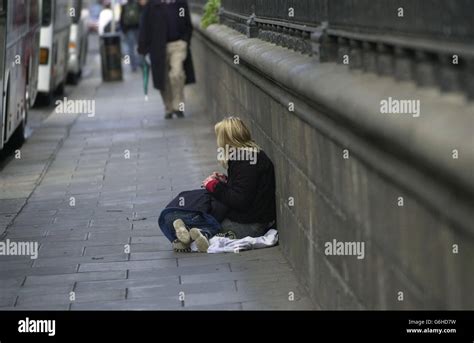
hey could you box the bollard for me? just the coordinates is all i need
[100,33,123,82]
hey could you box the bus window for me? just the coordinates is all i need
[0,1,5,98]
[14,0,27,28]
[42,0,52,27]
[29,0,40,27]
[0,1,5,145]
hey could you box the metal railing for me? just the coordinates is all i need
[328,0,473,42]
[218,0,473,42]
[190,0,474,99]
[255,0,327,25]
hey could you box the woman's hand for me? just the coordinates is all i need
[212,172,228,183]
[202,176,220,193]
[202,172,228,192]
[202,175,214,187]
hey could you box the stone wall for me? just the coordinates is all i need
[189,15,474,309]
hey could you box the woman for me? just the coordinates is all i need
[159,117,276,253]
[203,117,276,239]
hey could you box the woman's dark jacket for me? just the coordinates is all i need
[213,151,276,224]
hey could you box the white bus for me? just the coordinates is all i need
[0,0,41,150]
[67,0,88,84]
[37,0,71,104]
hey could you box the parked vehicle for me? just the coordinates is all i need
[36,0,72,104]
[68,0,89,84]
[0,0,41,150]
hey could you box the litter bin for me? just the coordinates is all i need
[100,33,123,82]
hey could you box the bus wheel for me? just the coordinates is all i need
[41,90,54,106]
[56,81,65,96]
[67,71,80,85]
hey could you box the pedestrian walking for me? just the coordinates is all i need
[138,0,196,119]
[120,0,144,72]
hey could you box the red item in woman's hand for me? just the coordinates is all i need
[213,172,228,183]
[204,178,219,193]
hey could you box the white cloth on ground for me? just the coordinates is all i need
[189,229,279,254]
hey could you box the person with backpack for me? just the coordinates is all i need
[120,0,145,72]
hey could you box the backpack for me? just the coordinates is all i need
[122,3,140,27]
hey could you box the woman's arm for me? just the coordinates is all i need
[207,162,258,211]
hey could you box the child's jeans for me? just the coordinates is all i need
[159,208,221,242]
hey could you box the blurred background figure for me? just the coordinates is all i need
[87,1,103,33]
[98,0,114,35]
[120,0,145,72]
[138,0,149,8]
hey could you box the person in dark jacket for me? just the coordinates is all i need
[138,0,196,119]
[202,117,277,240]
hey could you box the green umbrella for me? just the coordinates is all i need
[142,58,150,101]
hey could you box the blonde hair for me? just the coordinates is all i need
[215,117,260,167]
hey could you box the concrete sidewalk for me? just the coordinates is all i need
[0,54,315,310]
